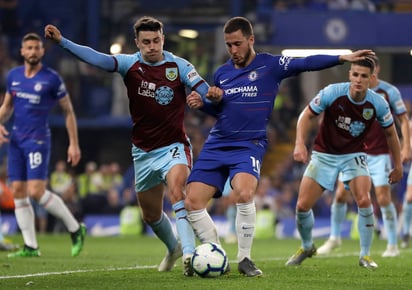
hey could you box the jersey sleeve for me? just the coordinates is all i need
[388,86,407,116]
[60,37,117,72]
[374,92,394,128]
[308,84,335,115]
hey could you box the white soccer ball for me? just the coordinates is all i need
[191,242,228,278]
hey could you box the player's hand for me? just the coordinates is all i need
[388,166,403,184]
[0,125,9,145]
[187,91,204,109]
[67,144,81,166]
[293,143,308,164]
[206,86,223,104]
[339,49,375,63]
[44,25,63,43]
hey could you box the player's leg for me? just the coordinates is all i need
[8,180,41,258]
[228,172,262,277]
[318,181,349,254]
[368,154,399,257]
[166,163,196,276]
[138,183,182,271]
[401,181,412,248]
[375,185,399,256]
[286,176,323,266]
[349,176,377,268]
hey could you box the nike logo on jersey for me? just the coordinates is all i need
[219,78,229,85]
[12,82,20,86]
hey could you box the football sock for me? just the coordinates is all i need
[296,209,314,250]
[172,200,195,255]
[39,190,79,233]
[187,208,219,244]
[358,206,374,257]
[380,202,397,246]
[402,201,412,236]
[149,212,178,253]
[14,197,38,249]
[236,202,256,261]
[330,202,347,239]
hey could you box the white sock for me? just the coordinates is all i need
[187,208,219,244]
[236,202,256,262]
[14,197,38,249]
[39,190,79,233]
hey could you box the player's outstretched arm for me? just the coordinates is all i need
[338,49,375,63]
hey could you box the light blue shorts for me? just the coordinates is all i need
[304,151,369,191]
[407,163,412,186]
[366,154,391,187]
[132,142,192,192]
[338,154,391,187]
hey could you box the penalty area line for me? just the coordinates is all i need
[0,264,157,280]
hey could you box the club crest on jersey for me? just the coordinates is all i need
[155,86,174,105]
[165,68,178,81]
[248,71,257,82]
[34,83,42,92]
[362,108,374,120]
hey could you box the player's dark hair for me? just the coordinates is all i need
[133,16,163,38]
[353,58,375,74]
[223,17,253,37]
[366,54,379,67]
[22,33,42,44]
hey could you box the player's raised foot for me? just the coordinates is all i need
[285,244,317,266]
[71,223,87,257]
[381,245,400,257]
[7,245,40,258]
[238,257,263,277]
[158,242,183,272]
[317,238,341,255]
[401,234,409,249]
[183,254,194,277]
[359,256,378,269]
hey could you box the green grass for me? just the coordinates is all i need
[1,234,412,289]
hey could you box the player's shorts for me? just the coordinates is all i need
[366,154,391,187]
[222,178,232,197]
[187,143,265,198]
[304,151,369,192]
[132,142,192,193]
[407,164,412,186]
[7,136,51,182]
[338,154,390,188]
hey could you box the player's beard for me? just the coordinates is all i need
[233,46,252,68]
[25,56,41,66]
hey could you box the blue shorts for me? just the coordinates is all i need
[305,151,369,191]
[132,142,192,192]
[187,143,265,198]
[8,136,51,182]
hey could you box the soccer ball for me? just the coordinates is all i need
[191,242,228,278]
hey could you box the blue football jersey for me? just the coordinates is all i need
[203,53,341,149]
[6,65,67,140]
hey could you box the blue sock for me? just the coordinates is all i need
[380,203,397,246]
[149,212,178,252]
[358,206,374,257]
[403,202,412,236]
[296,210,314,250]
[172,200,195,256]
[331,202,347,239]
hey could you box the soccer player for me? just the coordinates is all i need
[45,16,209,276]
[185,16,375,277]
[285,58,403,269]
[317,55,411,257]
[0,33,86,258]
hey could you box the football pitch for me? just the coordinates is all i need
[1,234,411,289]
